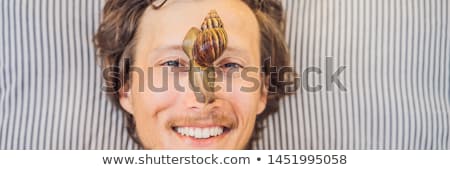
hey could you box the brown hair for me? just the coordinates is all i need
[94,0,298,148]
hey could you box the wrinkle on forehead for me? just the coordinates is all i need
[134,0,260,64]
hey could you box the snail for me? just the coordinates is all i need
[182,10,228,103]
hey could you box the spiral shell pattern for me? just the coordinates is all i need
[192,10,228,67]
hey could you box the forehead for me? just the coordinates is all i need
[135,0,260,61]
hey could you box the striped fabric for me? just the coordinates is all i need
[0,0,449,150]
[0,0,134,150]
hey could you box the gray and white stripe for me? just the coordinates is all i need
[253,0,450,150]
[0,0,136,150]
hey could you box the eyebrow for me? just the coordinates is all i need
[223,46,251,58]
[153,45,183,52]
[153,45,251,58]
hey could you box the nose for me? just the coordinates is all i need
[182,66,223,112]
[183,78,207,112]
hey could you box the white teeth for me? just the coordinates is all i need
[201,129,208,138]
[175,127,225,139]
[194,128,202,138]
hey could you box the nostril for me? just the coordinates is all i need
[206,97,215,104]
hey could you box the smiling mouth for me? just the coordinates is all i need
[172,126,231,139]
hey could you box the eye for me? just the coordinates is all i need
[222,62,243,69]
[161,60,181,67]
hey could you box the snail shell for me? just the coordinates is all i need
[192,10,228,67]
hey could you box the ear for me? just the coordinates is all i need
[119,84,134,114]
[256,75,269,115]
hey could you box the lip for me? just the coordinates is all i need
[168,118,234,129]
[171,125,231,146]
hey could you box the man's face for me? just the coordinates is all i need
[119,0,267,149]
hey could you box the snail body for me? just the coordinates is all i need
[182,10,228,103]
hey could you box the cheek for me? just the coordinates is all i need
[131,68,180,123]
[130,68,182,148]
[226,82,260,148]
[229,91,260,117]
[225,72,263,119]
